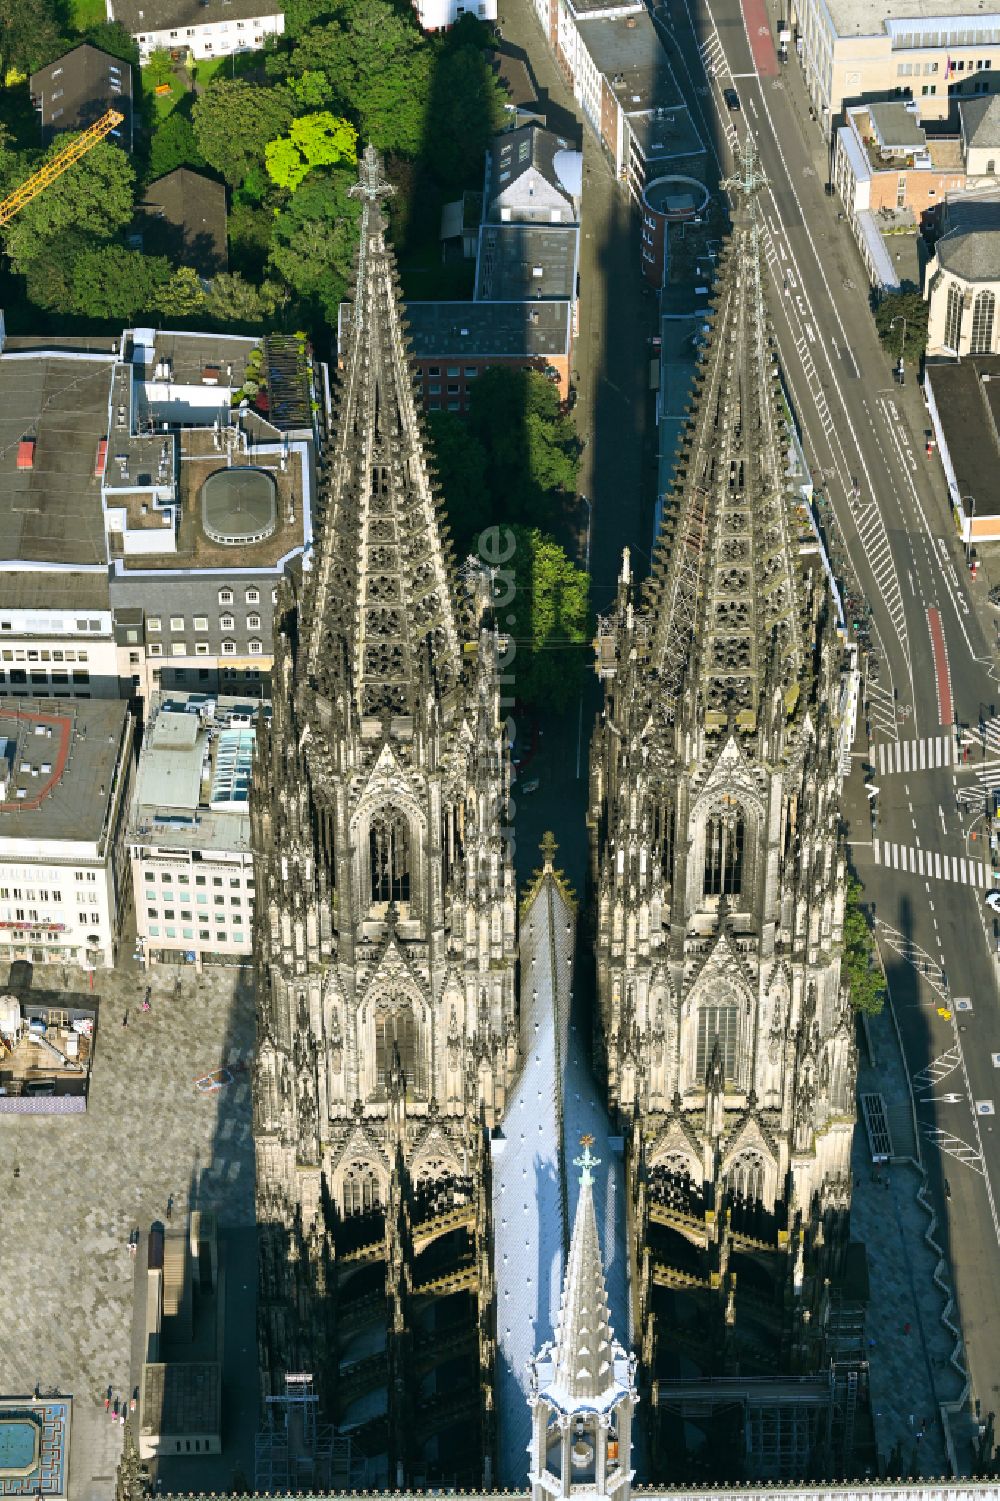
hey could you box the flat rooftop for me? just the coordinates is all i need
[475,223,578,301]
[130,693,261,853]
[405,300,572,360]
[0,573,110,612]
[926,355,1000,516]
[113,429,307,571]
[825,0,1000,40]
[0,699,129,846]
[0,354,112,567]
[583,12,685,111]
[127,328,255,390]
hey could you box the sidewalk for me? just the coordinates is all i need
[852,997,974,1476]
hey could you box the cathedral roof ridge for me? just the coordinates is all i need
[301,147,464,721]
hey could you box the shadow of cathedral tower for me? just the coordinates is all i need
[251,145,517,1490]
[588,140,859,1481]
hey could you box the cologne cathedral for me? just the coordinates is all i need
[589,143,857,1474]
[248,141,859,1492]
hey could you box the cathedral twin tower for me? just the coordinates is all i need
[250,144,856,1487]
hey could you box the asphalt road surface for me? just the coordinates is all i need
[655,0,1000,1450]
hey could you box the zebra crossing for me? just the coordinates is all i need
[873,839,997,888]
[698,31,730,81]
[921,1124,985,1175]
[963,716,1000,755]
[866,683,898,741]
[875,919,949,1003]
[956,762,1000,810]
[876,736,954,776]
[848,489,909,672]
[913,1047,962,1092]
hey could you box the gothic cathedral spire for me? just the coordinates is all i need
[252,145,517,1487]
[588,142,856,1477]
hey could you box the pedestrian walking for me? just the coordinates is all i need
[166,1194,174,1221]
[903,1321,912,1336]
[104,1394,110,1411]
[122,1010,128,1028]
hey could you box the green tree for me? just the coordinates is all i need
[874,287,928,363]
[268,167,362,320]
[228,197,274,280]
[156,265,207,318]
[264,111,356,191]
[192,79,293,185]
[148,111,207,177]
[20,230,91,312]
[843,876,886,1016]
[426,410,491,555]
[284,4,432,156]
[75,22,139,66]
[203,271,283,324]
[506,525,589,711]
[0,0,64,79]
[1,138,135,271]
[142,48,175,91]
[288,69,330,107]
[425,43,507,191]
[69,244,171,319]
[467,367,578,525]
[282,0,338,35]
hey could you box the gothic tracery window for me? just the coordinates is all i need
[944,282,964,352]
[971,290,996,354]
[370,812,411,904]
[728,1151,766,1204]
[374,999,418,1092]
[696,1002,739,1082]
[343,1161,380,1216]
[703,802,745,897]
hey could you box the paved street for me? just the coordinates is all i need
[0,959,257,1501]
[499,0,657,892]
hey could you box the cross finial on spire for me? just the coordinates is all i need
[721,136,768,202]
[574,1134,601,1186]
[350,142,396,206]
[540,830,558,871]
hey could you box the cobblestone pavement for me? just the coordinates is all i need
[0,959,256,1501]
[852,1000,972,1477]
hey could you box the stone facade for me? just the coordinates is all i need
[588,145,857,1474]
[251,149,516,1485]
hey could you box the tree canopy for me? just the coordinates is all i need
[192,79,294,185]
[264,111,356,191]
[874,287,928,363]
[0,0,63,79]
[69,244,171,319]
[280,2,433,156]
[843,877,886,1015]
[466,368,579,527]
[268,168,363,320]
[148,111,207,179]
[505,526,590,711]
[424,42,507,191]
[0,138,135,271]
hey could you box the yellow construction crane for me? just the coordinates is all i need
[0,108,125,228]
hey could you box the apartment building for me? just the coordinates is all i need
[106,0,283,61]
[0,699,135,969]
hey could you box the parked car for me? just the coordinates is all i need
[724,87,741,111]
[985,890,1000,914]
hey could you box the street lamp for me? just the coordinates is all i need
[963,493,976,565]
[889,315,907,384]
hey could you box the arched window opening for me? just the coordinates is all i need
[370,812,410,904]
[696,1002,739,1083]
[343,1161,380,1217]
[728,1151,766,1204]
[703,804,745,896]
[945,282,964,352]
[971,290,996,354]
[375,1000,418,1092]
